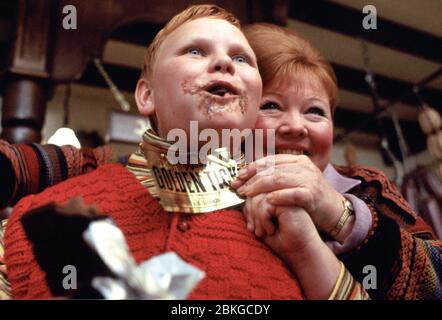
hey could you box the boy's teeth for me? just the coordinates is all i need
[277,149,304,155]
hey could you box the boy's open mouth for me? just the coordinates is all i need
[181,78,247,116]
[204,81,239,98]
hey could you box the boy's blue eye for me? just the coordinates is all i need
[260,102,280,110]
[307,106,325,116]
[233,55,248,64]
[187,48,202,56]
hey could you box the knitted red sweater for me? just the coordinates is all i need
[4,164,303,299]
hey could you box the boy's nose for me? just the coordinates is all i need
[209,54,235,75]
[277,112,308,138]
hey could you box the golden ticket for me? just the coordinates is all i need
[141,142,245,213]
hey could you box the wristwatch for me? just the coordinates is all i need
[329,198,355,238]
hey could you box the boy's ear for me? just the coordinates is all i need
[135,78,155,115]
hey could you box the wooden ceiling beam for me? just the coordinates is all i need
[333,63,442,113]
[288,0,442,64]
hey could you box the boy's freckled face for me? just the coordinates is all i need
[150,18,262,138]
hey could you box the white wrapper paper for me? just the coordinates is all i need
[83,219,205,299]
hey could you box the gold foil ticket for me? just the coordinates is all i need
[140,141,244,214]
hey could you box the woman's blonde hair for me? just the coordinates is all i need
[244,23,338,114]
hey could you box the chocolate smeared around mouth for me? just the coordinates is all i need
[182,79,247,118]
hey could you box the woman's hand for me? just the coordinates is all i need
[232,154,346,236]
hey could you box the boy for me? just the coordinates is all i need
[3,4,304,299]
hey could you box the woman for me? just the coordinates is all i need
[0,5,369,300]
[232,23,442,300]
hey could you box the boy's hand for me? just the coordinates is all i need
[243,194,276,237]
[242,196,346,300]
[242,194,320,259]
[263,205,320,259]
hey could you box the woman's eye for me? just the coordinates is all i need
[260,102,280,110]
[187,48,202,56]
[307,107,325,116]
[232,55,248,64]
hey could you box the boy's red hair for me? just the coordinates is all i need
[141,4,241,80]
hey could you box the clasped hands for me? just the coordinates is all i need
[231,154,352,259]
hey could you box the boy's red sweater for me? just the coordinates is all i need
[4,164,303,299]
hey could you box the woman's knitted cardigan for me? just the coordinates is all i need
[0,139,113,209]
[334,165,442,299]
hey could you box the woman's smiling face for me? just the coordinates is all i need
[255,73,334,171]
